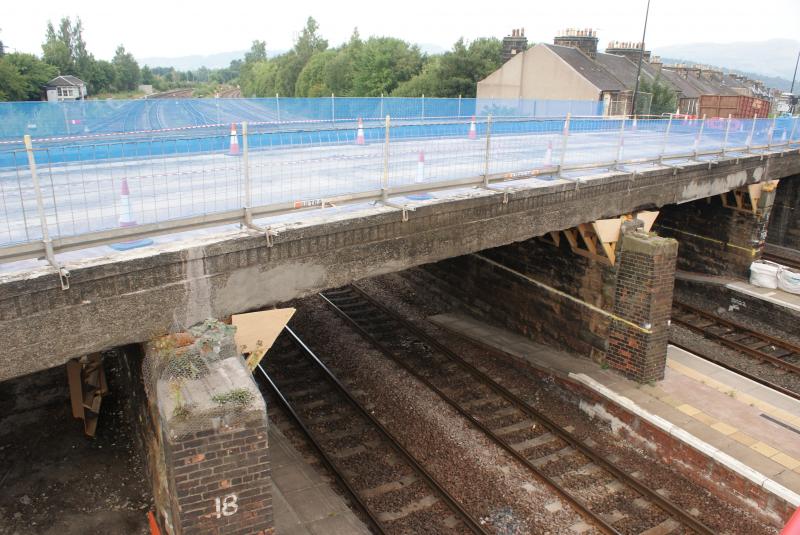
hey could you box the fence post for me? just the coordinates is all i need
[746,113,757,150]
[276,93,281,122]
[23,134,65,286]
[767,115,776,150]
[693,114,706,158]
[382,115,390,200]
[458,94,462,118]
[421,94,425,120]
[483,114,493,187]
[790,116,798,144]
[721,114,731,155]
[659,113,673,162]
[557,113,571,177]
[380,93,384,119]
[242,122,252,226]
[331,93,335,125]
[615,117,626,167]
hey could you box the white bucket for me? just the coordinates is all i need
[778,267,800,295]
[749,260,779,289]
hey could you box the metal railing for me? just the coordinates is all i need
[1,113,797,276]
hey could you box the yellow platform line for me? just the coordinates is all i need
[666,358,800,470]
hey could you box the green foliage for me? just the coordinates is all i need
[2,53,57,100]
[392,37,502,98]
[211,388,255,408]
[0,60,27,101]
[637,75,677,116]
[352,37,423,96]
[112,45,140,91]
[295,50,336,97]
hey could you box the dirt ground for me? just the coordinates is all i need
[0,358,152,535]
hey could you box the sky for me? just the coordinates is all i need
[3,0,799,60]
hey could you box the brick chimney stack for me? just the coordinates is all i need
[605,40,652,63]
[554,28,599,59]
[503,28,529,63]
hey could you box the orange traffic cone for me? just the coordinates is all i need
[356,118,365,145]
[228,123,240,156]
[119,178,135,228]
[416,150,425,183]
[110,177,154,251]
[781,506,800,535]
[544,140,553,166]
[468,116,477,140]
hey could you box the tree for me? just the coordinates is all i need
[112,45,140,91]
[295,50,336,97]
[352,37,424,96]
[88,60,116,93]
[2,53,58,100]
[140,65,155,85]
[392,37,502,98]
[0,59,27,100]
[245,40,267,63]
[42,21,73,74]
[638,76,677,115]
[271,17,329,96]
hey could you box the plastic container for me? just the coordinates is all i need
[749,261,779,289]
[778,267,800,295]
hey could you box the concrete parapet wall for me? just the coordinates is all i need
[1,151,798,381]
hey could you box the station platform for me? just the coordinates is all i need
[428,313,800,515]
[725,279,800,313]
[270,425,370,535]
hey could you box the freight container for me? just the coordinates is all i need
[698,94,770,119]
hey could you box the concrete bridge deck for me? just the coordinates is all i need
[1,146,798,381]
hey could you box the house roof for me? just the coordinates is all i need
[46,75,85,87]
[544,44,627,92]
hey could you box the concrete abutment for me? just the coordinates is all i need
[768,174,800,249]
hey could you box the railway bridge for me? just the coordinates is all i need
[2,107,800,535]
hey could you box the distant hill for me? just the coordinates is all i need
[138,50,284,70]
[138,42,449,71]
[660,57,794,92]
[655,39,799,86]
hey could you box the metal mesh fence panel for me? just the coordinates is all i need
[1,112,797,261]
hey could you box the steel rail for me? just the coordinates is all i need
[260,326,490,535]
[319,289,619,534]
[672,301,800,376]
[254,362,390,535]
[321,285,716,535]
[762,251,800,271]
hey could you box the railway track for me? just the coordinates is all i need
[671,301,800,377]
[255,326,489,535]
[761,251,800,271]
[320,285,715,535]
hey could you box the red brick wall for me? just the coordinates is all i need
[605,232,678,382]
[165,419,272,534]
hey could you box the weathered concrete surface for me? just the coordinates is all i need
[1,149,799,381]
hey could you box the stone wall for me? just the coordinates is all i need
[655,191,774,279]
[768,174,800,249]
[411,238,615,360]
[413,228,677,382]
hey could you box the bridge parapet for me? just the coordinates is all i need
[0,149,798,381]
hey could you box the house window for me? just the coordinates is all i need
[57,87,77,98]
